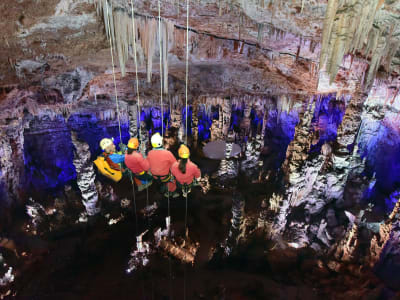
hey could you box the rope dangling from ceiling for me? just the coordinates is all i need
[105,0,123,144]
[185,0,189,145]
[130,0,142,140]
[158,0,164,136]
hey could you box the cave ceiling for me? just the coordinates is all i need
[0,0,399,100]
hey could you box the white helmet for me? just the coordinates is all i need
[100,138,114,150]
[151,132,163,148]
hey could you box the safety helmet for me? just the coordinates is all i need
[127,137,139,149]
[178,144,190,159]
[100,138,114,150]
[151,132,163,148]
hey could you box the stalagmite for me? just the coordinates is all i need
[224,193,245,256]
[283,100,315,178]
[129,104,138,137]
[216,132,238,183]
[222,99,231,137]
[139,121,148,156]
[71,132,100,216]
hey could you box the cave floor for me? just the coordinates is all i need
[8,179,328,300]
[4,155,387,300]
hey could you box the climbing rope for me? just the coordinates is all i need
[105,0,123,144]
[130,0,141,140]
[158,0,164,136]
[184,2,190,299]
[185,0,189,145]
[129,172,138,235]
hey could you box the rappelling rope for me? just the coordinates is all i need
[158,0,164,136]
[130,0,141,140]
[105,0,123,144]
[184,2,190,299]
[185,0,189,145]
[129,172,138,235]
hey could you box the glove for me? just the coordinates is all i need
[119,143,127,153]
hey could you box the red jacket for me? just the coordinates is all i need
[171,160,201,184]
[147,149,177,176]
[125,152,150,174]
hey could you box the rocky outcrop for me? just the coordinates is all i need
[71,132,100,216]
[42,68,93,103]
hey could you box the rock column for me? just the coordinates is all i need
[71,132,100,216]
[129,104,138,138]
[224,192,245,256]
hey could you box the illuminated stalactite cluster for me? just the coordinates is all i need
[93,0,181,92]
[319,0,400,88]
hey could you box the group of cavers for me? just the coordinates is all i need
[94,132,201,198]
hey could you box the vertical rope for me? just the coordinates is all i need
[130,0,141,139]
[129,173,138,235]
[105,0,123,144]
[184,4,189,299]
[158,0,164,136]
[168,190,170,219]
[185,0,189,145]
[184,194,188,236]
[184,192,188,300]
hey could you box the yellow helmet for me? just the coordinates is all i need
[100,138,114,150]
[127,137,139,149]
[151,132,163,148]
[178,144,190,159]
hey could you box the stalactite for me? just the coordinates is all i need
[319,0,399,87]
[257,23,264,44]
[94,1,174,89]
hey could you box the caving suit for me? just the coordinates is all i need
[171,160,201,192]
[147,148,177,192]
[125,151,153,188]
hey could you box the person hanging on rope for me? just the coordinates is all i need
[125,137,153,192]
[93,138,127,182]
[147,132,179,198]
[171,144,201,197]
[99,138,126,171]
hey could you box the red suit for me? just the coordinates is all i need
[147,149,177,192]
[171,160,201,185]
[125,152,150,174]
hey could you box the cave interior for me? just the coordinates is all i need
[1,0,400,299]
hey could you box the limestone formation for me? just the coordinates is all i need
[71,132,100,216]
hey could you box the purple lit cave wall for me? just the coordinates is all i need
[263,109,299,170]
[141,107,171,135]
[24,115,76,194]
[359,117,400,212]
[310,94,346,153]
[197,104,218,141]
